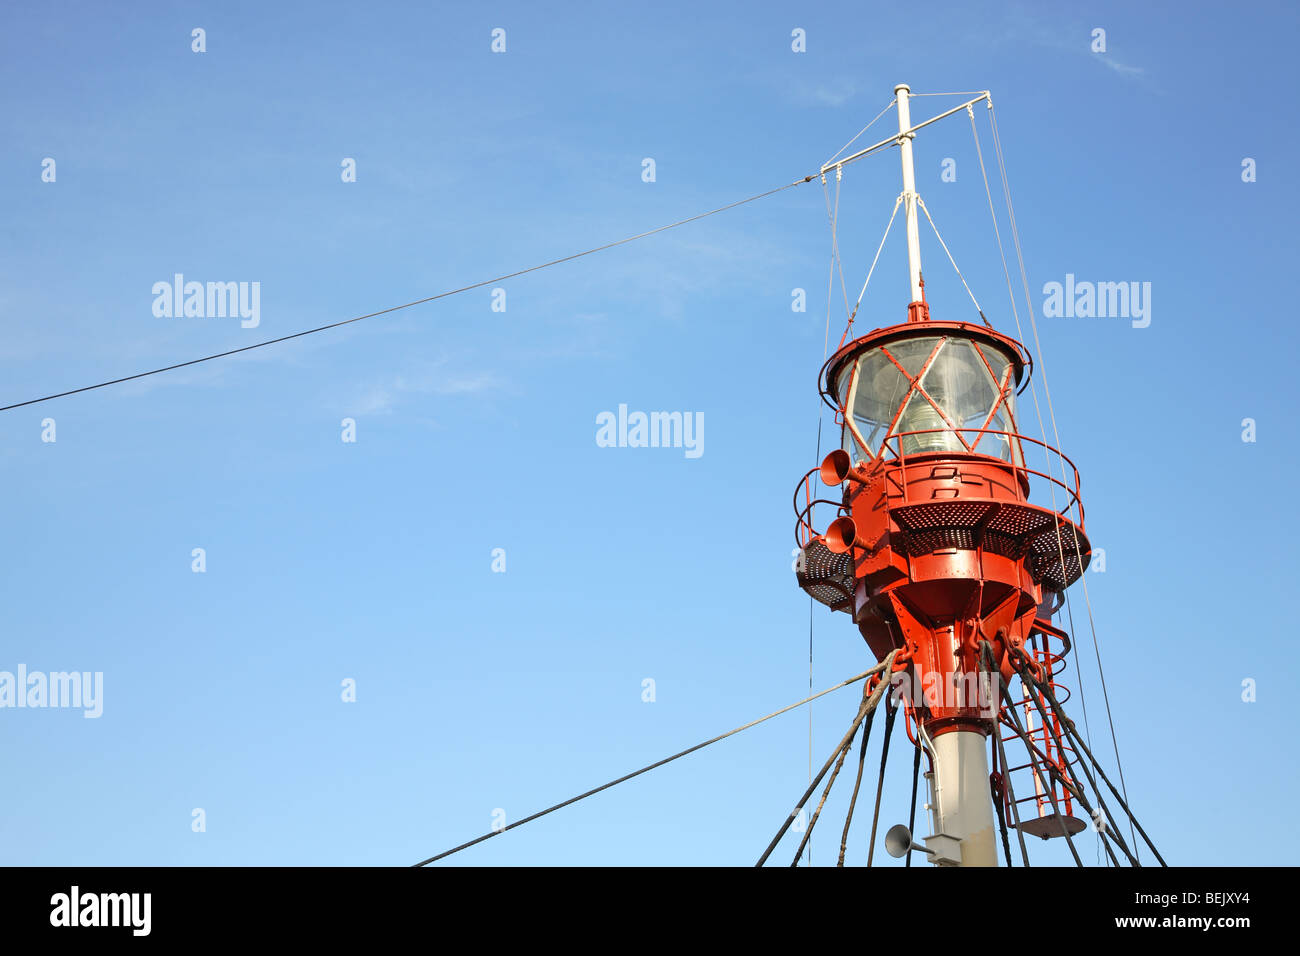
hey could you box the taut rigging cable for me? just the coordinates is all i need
[412,660,891,866]
[984,102,1139,859]
[0,177,814,414]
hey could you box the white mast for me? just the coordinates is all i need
[924,728,999,867]
[894,84,925,310]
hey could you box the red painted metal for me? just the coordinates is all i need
[906,274,931,323]
[794,310,1092,750]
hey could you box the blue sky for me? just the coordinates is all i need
[1,0,1296,866]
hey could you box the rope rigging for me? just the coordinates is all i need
[747,639,1161,868]
[995,672,1088,866]
[991,713,1031,867]
[980,640,1165,867]
[841,194,903,346]
[823,96,898,168]
[992,777,1014,867]
[974,99,1140,860]
[864,699,897,867]
[1,91,945,416]
[915,194,991,327]
[904,742,921,867]
[788,695,865,867]
[1017,655,1167,866]
[756,650,898,866]
[836,703,875,866]
[412,660,892,866]
[1,176,815,414]
[1018,667,1140,867]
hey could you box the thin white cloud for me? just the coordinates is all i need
[1100,58,1144,77]
[968,6,1149,83]
[351,360,500,416]
[787,78,860,108]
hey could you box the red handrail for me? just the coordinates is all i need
[793,426,1087,552]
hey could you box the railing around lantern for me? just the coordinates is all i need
[792,465,848,550]
[793,427,1086,550]
[882,426,1085,527]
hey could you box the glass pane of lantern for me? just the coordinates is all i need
[882,337,943,377]
[836,335,1022,463]
[976,408,1024,466]
[971,343,1020,463]
[952,340,1001,423]
[840,346,916,461]
[971,341,1012,390]
[917,339,989,428]
[893,338,1019,459]
[940,340,995,452]
[897,387,963,454]
[840,348,909,422]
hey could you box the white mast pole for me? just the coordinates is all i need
[926,730,999,867]
[894,84,926,311]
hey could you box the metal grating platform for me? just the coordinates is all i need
[795,537,855,611]
[891,500,1090,590]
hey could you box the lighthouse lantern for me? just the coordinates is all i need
[828,323,1027,467]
